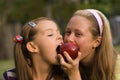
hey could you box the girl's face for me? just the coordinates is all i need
[33,20,63,65]
[64,16,97,63]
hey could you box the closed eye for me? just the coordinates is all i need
[48,34,53,36]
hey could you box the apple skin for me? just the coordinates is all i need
[60,42,78,60]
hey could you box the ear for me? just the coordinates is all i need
[93,36,102,48]
[26,42,39,53]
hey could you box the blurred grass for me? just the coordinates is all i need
[115,45,120,53]
[0,59,14,79]
[0,45,119,79]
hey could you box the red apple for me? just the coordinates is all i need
[60,42,78,60]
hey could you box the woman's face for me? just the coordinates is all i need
[33,20,63,65]
[64,16,96,63]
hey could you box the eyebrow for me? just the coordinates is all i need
[43,28,60,34]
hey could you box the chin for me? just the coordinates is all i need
[52,57,60,65]
[51,61,59,66]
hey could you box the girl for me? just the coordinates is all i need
[3,17,81,80]
[64,9,120,80]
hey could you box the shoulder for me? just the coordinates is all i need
[114,54,120,80]
[2,68,17,80]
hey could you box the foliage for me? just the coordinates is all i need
[0,0,117,24]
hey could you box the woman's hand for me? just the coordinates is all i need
[58,51,82,80]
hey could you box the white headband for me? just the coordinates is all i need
[87,9,103,36]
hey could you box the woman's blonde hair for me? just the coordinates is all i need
[74,9,117,80]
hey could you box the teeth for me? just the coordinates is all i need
[60,42,64,45]
[59,43,62,46]
[57,42,63,46]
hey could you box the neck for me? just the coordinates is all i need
[81,50,95,66]
[31,54,53,80]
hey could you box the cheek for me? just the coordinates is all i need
[77,41,91,60]
[41,41,57,54]
[77,38,93,53]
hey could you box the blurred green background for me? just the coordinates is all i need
[0,0,120,79]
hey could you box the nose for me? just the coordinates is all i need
[64,34,74,43]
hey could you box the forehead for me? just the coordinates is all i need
[36,20,58,31]
[70,16,90,23]
[68,16,92,29]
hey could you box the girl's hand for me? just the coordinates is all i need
[58,51,82,80]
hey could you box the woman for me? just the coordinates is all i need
[64,9,120,80]
[3,17,81,80]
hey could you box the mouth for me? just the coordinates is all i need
[56,45,61,54]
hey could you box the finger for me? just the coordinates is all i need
[57,54,64,64]
[75,51,82,62]
[58,53,71,68]
[63,51,73,64]
[57,54,67,65]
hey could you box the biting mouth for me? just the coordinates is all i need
[56,45,61,54]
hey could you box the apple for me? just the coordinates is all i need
[60,42,78,60]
